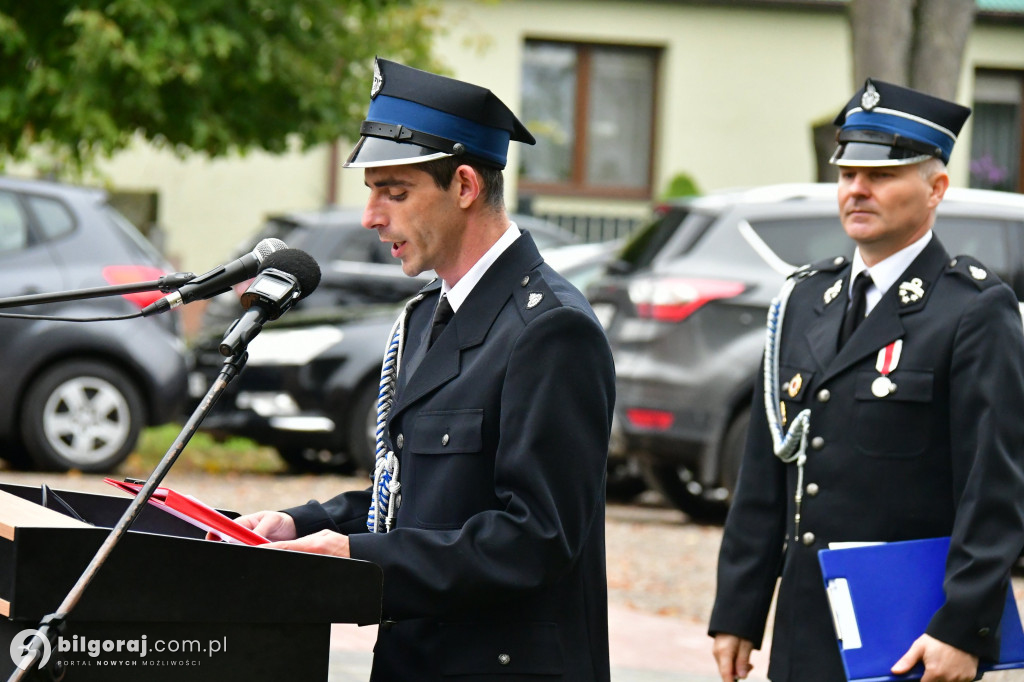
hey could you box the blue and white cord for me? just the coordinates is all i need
[763,277,812,538]
[368,293,424,533]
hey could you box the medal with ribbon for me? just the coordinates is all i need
[872,339,902,397]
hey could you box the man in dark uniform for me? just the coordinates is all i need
[233,58,615,681]
[710,79,1024,682]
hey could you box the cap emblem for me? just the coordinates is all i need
[371,59,383,99]
[861,81,881,111]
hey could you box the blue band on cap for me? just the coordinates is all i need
[843,110,954,161]
[366,95,511,167]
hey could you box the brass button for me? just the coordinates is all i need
[520,276,530,287]
[817,389,831,403]
[802,532,816,546]
[806,482,819,497]
[395,433,404,449]
[441,433,450,446]
[498,653,511,665]
[811,436,825,450]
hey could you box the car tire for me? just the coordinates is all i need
[641,408,750,523]
[275,446,353,474]
[346,381,379,474]
[20,360,144,472]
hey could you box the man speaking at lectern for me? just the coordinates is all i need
[231,58,615,681]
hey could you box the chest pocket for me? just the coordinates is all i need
[412,409,484,454]
[406,409,491,529]
[853,369,934,458]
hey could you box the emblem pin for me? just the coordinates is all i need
[969,265,987,280]
[526,292,543,309]
[898,277,925,304]
[787,373,803,398]
[823,279,842,305]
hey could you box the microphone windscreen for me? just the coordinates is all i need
[258,249,322,299]
[254,237,288,261]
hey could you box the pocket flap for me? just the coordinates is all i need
[439,621,563,676]
[412,409,484,454]
[855,369,933,402]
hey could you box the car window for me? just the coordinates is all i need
[932,217,1011,281]
[0,190,29,254]
[747,216,853,267]
[619,208,707,272]
[26,195,75,241]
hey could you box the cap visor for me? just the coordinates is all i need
[830,141,932,167]
[344,136,453,168]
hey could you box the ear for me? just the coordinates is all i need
[927,169,949,209]
[453,165,483,209]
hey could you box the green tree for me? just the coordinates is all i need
[0,0,442,175]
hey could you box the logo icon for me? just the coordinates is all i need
[10,629,51,670]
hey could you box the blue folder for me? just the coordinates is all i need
[818,536,1024,682]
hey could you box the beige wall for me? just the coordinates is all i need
[62,2,1024,273]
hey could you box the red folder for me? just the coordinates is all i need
[104,478,268,546]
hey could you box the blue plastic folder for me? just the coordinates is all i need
[817,536,1024,682]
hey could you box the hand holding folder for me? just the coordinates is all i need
[818,537,1024,682]
[104,478,268,546]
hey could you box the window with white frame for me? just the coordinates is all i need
[969,71,1023,193]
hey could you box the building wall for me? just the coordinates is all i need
[78,2,1024,272]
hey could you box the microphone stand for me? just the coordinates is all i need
[0,274,195,310]
[9,350,249,681]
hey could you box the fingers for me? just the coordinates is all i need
[712,634,754,681]
[892,636,925,675]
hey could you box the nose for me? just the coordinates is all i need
[362,196,386,230]
[844,170,871,197]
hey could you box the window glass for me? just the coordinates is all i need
[26,195,75,240]
[746,217,852,268]
[0,191,29,254]
[970,72,1022,193]
[933,217,1010,280]
[585,48,655,189]
[521,43,577,184]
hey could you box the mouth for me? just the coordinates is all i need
[391,240,406,257]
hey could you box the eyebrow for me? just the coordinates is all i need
[365,177,413,189]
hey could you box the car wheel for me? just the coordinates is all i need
[346,382,379,474]
[20,360,144,472]
[275,446,353,474]
[640,460,728,524]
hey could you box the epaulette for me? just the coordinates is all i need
[513,270,558,319]
[789,255,848,282]
[945,255,1000,291]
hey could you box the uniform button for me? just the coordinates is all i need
[806,482,819,496]
[833,257,844,266]
[811,436,825,450]
[802,532,816,546]
[520,276,530,287]
[498,653,511,665]
[817,389,831,403]
[979,627,991,637]
[441,433,450,446]
[381,620,396,631]
[395,433,404,449]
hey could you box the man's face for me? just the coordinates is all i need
[837,163,946,264]
[362,165,464,279]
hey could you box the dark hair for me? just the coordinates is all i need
[419,156,505,211]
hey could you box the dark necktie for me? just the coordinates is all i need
[838,271,872,349]
[428,295,454,348]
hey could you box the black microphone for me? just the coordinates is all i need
[218,249,321,356]
[141,237,287,317]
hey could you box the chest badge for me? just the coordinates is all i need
[823,279,843,306]
[898,278,926,305]
[872,339,902,397]
[526,292,544,309]
[786,373,803,398]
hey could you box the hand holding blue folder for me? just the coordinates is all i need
[818,537,1024,682]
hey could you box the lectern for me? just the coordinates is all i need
[0,483,382,681]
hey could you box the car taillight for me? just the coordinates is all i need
[625,408,674,431]
[628,277,745,322]
[102,265,168,308]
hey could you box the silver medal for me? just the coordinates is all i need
[871,376,895,397]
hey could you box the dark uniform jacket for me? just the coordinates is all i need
[710,236,1024,681]
[285,232,615,681]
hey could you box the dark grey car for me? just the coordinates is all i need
[0,176,188,472]
[588,183,1024,521]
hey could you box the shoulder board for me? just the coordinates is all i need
[945,255,1000,291]
[789,255,848,282]
[513,270,559,319]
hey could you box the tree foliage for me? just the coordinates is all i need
[0,0,442,174]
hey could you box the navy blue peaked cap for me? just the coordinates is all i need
[345,58,535,170]
[831,78,971,166]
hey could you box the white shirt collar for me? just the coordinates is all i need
[441,222,521,312]
[850,230,932,314]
